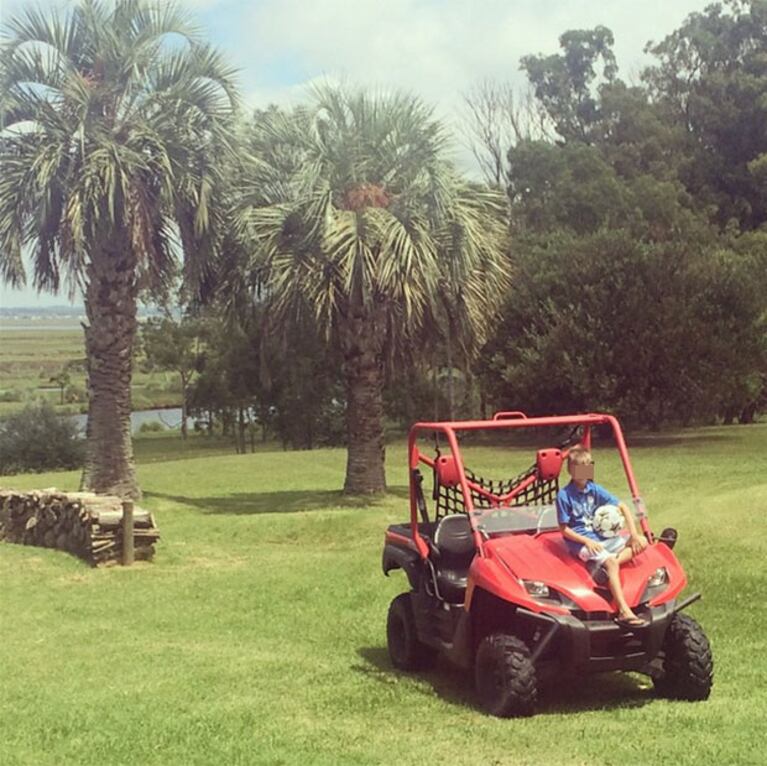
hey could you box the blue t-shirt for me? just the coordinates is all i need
[556,480,620,555]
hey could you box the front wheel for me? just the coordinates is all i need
[386,593,434,671]
[653,613,713,701]
[475,634,537,717]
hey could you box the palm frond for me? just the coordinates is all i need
[235,84,510,358]
[0,0,239,296]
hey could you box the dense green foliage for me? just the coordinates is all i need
[521,25,618,143]
[645,0,767,230]
[0,402,84,473]
[480,230,767,426]
[480,1,767,427]
[141,315,207,439]
[1,425,766,764]
[185,312,345,451]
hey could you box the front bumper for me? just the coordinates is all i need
[524,600,679,673]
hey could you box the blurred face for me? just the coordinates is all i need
[570,462,594,481]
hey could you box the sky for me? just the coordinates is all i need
[0,0,710,308]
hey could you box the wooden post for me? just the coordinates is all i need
[122,499,134,566]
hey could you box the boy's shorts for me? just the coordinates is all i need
[577,533,629,565]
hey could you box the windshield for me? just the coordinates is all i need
[472,504,560,536]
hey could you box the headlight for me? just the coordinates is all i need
[641,567,669,603]
[648,567,669,588]
[522,580,550,599]
[521,579,578,609]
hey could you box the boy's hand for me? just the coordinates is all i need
[585,539,604,554]
[630,534,648,555]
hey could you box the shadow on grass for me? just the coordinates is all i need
[144,486,408,515]
[355,646,655,715]
[133,436,290,464]
[354,647,476,710]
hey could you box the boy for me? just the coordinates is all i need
[556,445,649,628]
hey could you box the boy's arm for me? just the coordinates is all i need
[618,502,648,554]
[559,524,604,553]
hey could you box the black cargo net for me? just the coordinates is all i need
[430,425,581,520]
[433,464,559,519]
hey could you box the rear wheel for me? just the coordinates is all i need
[653,613,713,701]
[386,593,434,671]
[475,634,537,717]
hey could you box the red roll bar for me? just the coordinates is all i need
[407,413,649,560]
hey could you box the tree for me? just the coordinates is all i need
[643,0,767,230]
[258,314,345,450]
[477,227,767,428]
[49,363,72,406]
[521,26,618,142]
[0,0,237,497]
[183,309,343,451]
[236,88,510,493]
[507,140,629,234]
[591,81,689,183]
[461,80,547,185]
[141,314,205,439]
[0,401,85,474]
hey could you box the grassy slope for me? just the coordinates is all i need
[1,425,765,766]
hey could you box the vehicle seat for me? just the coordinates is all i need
[432,514,475,602]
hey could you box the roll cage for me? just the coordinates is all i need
[406,411,652,560]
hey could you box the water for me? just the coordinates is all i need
[70,407,191,434]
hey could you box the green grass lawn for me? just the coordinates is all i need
[1,424,766,765]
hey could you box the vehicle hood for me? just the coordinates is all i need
[486,531,685,612]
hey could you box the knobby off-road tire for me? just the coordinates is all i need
[386,593,434,671]
[475,634,537,717]
[653,613,713,701]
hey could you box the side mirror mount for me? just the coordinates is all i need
[658,527,678,550]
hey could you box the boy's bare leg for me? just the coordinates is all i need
[616,546,634,566]
[602,551,639,621]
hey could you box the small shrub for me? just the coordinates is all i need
[0,389,23,403]
[0,401,85,474]
[139,420,165,433]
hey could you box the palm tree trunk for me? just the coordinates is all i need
[80,239,140,499]
[432,362,440,421]
[446,333,455,421]
[342,316,386,494]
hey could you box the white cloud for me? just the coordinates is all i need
[228,0,709,169]
[238,0,709,108]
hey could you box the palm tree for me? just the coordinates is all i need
[0,0,238,498]
[237,87,510,493]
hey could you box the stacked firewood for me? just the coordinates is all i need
[0,489,159,566]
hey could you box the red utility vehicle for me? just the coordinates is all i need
[383,412,713,716]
